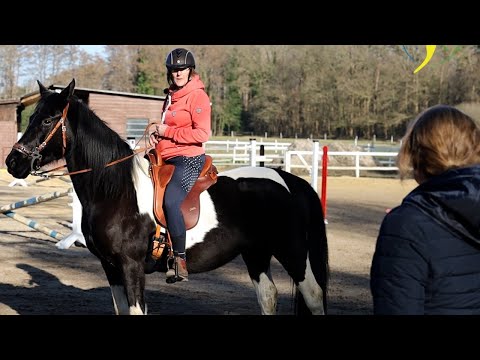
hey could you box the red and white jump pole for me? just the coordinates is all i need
[311,141,328,224]
[321,146,328,224]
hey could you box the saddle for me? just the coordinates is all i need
[146,149,218,259]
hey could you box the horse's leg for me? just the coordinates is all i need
[101,260,128,315]
[296,256,325,315]
[273,207,327,314]
[241,251,278,315]
[275,250,325,315]
[102,259,146,315]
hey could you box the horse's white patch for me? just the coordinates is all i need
[252,272,278,315]
[219,167,290,192]
[55,189,86,249]
[186,191,218,248]
[110,285,129,315]
[132,155,155,222]
[297,254,325,315]
[111,285,145,315]
[129,302,145,315]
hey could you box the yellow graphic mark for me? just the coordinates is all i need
[413,45,437,74]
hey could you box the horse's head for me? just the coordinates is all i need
[6,79,76,179]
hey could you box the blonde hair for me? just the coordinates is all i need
[397,104,480,182]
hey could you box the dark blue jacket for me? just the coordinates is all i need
[370,165,480,314]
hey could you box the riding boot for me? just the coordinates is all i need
[175,256,188,282]
[166,255,188,283]
[166,234,187,283]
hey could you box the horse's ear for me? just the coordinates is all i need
[60,79,76,99]
[37,80,49,96]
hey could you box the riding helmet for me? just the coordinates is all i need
[165,48,196,70]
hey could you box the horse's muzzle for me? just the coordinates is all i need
[6,150,31,179]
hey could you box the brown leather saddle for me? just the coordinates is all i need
[147,148,218,234]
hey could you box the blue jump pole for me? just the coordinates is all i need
[0,189,72,213]
[3,210,64,240]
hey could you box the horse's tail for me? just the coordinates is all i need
[294,179,329,315]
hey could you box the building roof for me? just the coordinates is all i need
[0,99,20,105]
[49,85,166,101]
[19,84,166,107]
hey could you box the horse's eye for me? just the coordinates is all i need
[43,118,52,126]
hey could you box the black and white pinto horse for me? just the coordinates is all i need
[6,79,329,315]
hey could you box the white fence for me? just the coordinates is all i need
[205,139,291,166]
[285,149,398,176]
[204,139,399,190]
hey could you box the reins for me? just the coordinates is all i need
[39,123,158,178]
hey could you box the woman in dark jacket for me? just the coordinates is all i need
[370,104,480,314]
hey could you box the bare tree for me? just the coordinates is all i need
[0,45,29,98]
[103,45,140,92]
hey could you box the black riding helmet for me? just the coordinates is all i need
[165,48,196,70]
[165,48,196,88]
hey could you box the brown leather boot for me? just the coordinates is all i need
[175,256,188,282]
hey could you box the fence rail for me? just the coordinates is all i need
[285,150,398,177]
[205,139,291,166]
[202,139,399,191]
[205,139,397,170]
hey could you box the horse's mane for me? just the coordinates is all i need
[68,95,136,200]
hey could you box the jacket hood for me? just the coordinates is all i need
[404,165,480,245]
[169,74,205,101]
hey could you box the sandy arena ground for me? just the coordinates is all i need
[0,168,416,315]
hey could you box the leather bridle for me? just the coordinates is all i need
[12,103,69,175]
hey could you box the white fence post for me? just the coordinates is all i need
[249,138,257,167]
[355,153,360,178]
[284,151,291,172]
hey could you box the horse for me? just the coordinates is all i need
[5,79,329,315]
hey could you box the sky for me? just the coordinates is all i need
[79,45,106,58]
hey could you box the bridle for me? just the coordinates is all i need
[12,103,69,176]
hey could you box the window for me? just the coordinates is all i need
[126,118,149,149]
[126,118,149,139]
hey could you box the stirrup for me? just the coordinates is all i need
[151,225,169,261]
[166,256,188,283]
[165,254,175,283]
[166,268,176,284]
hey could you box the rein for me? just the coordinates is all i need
[36,146,152,178]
